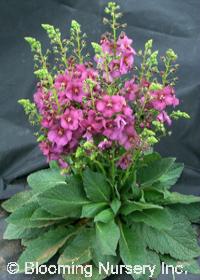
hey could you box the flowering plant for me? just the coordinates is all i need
[3,2,200,280]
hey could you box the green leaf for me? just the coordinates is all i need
[6,202,56,228]
[161,254,200,275]
[92,246,120,268]
[141,211,200,260]
[110,198,121,214]
[96,220,120,256]
[162,191,200,204]
[169,203,200,222]
[3,224,47,240]
[2,191,33,213]
[142,152,161,165]
[137,157,175,187]
[27,168,66,193]
[83,169,111,202]
[62,264,106,280]
[30,208,68,221]
[156,162,184,189]
[144,189,200,205]
[119,223,147,280]
[38,177,89,217]
[18,226,74,272]
[121,201,163,216]
[81,202,108,218]
[58,229,93,265]
[129,209,173,230]
[94,209,114,223]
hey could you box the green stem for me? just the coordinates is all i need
[76,31,83,64]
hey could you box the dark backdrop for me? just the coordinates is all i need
[0,1,200,279]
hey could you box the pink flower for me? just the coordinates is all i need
[58,158,69,169]
[66,81,85,103]
[81,110,103,140]
[151,86,179,111]
[39,141,63,161]
[54,73,69,90]
[117,33,136,56]
[96,95,126,117]
[121,80,139,101]
[157,111,172,126]
[117,153,132,170]
[61,108,82,131]
[48,126,72,146]
[98,139,112,150]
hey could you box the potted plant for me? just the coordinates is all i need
[2,2,200,280]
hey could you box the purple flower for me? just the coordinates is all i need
[121,79,139,101]
[157,111,172,126]
[48,126,72,146]
[98,139,112,150]
[96,95,126,117]
[151,86,179,111]
[117,153,132,170]
[61,108,82,131]
[66,81,86,103]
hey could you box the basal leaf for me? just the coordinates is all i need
[141,211,200,260]
[161,254,200,275]
[137,157,175,187]
[110,198,121,214]
[81,202,108,218]
[119,223,147,280]
[83,169,111,202]
[144,189,200,205]
[96,220,120,256]
[38,177,89,217]
[94,208,114,223]
[18,226,74,272]
[3,224,47,240]
[62,264,106,280]
[2,191,33,213]
[156,162,184,189]
[120,201,163,216]
[169,203,200,222]
[27,168,66,193]
[6,202,56,228]
[58,229,93,266]
[129,208,173,230]
[30,208,69,221]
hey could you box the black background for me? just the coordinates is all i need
[0,0,200,279]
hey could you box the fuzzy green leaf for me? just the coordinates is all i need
[18,226,74,272]
[161,254,200,275]
[27,168,66,193]
[3,224,47,240]
[144,189,200,205]
[111,198,121,214]
[30,208,68,221]
[96,220,120,256]
[94,208,114,223]
[58,229,93,266]
[83,169,111,202]
[169,203,200,222]
[63,264,106,280]
[119,223,147,280]
[156,162,184,189]
[2,191,33,213]
[121,201,163,216]
[6,202,56,228]
[129,209,173,230]
[141,212,200,260]
[81,202,108,218]
[38,177,89,217]
[137,158,175,187]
